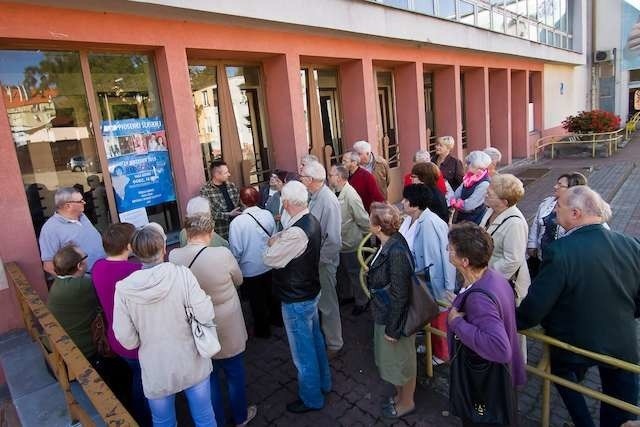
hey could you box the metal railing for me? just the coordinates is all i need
[626,112,640,140]
[6,262,137,426]
[355,234,640,427]
[533,129,624,161]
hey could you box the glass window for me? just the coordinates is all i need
[529,22,539,41]
[226,65,270,184]
[384,0,409,8]
[490,0,504,5]
[189,65,222,180]
[89,52,179,233]
[376,71,398,167]
[506,15,518,35]
[0,50,111,235]
[492,10,505,32]
[300,68,312,152]
[477,5,491,29]
[315,69,343,158]
[415,0,435,14]
[527,0,537,20]
[438,0,456,20]
[459,1,475,25]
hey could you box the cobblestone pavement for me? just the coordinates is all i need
[176,138,640,427]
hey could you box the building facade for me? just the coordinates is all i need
[0,0,589,345]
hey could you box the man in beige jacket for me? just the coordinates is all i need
[329,165,371,315]
[353,140,390,199]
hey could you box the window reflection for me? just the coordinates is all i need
[376,71,398,167]
[0,50,110,235]
[189,65,222,180]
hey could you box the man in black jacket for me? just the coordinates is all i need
[263,180,331,414]
[517,186,640,427]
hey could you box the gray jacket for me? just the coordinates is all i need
[309,185,342,266]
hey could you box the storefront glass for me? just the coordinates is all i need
[376,70,398,167]
[0,50,111,235]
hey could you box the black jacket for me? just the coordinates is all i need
[439,155,464,190]
[367,232,413,339]
[517,224,640,364]
[272,214,322,303]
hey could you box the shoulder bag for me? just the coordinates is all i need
[184,246,221,358]
[490,215,522,294]
[245,212,272,237]
[449,288,518,425]
[91,307,114,357]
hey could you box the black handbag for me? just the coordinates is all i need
[449,288,518,426]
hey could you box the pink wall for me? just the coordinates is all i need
[511,70,529,158]
[464,67,490,152]
[489,69,512,164]
[0,2,550,349]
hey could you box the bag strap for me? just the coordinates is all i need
[459,287,503,320]
[188,246,208,269]
[489,215,521,237]
[245,212,272,237]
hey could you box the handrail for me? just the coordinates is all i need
[5,262,137,426]
[533,129,624,160]
[626,111,640,139]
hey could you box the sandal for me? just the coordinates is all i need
[382,403,415,419]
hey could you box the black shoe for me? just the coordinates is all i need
[286,399,322,413]
[339,297,355,306]
[352,305,367,316]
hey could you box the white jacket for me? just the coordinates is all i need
[113,262,214,399]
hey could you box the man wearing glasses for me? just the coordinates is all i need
[39,187,105,276]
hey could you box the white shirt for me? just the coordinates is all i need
[399,215,419,250]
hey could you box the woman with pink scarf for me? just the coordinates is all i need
[449,151,492,224]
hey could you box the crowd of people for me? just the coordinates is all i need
[35,135,640,427]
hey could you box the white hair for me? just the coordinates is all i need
[301,161,326,182]
[465,151,492,170]
[281,181,309,207]
[436,136,455,149]
[483,147,502,165]
[413,150,431,163]
[565,186,612,220]
[186,196,211,216]
[352,140,371,154]
[343,151,360,162]
[143,222,167,240]
[300,154,319,166]
[54,187,81,209]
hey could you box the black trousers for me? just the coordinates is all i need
[242,270,281,338]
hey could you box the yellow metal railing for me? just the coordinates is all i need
[6,262,137,426]
[626,111,640,139]
[356,234,640,427]
[533,129,624,161]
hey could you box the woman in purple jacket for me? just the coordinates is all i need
[446,223,526,426]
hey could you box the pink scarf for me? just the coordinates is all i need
[462,169,488,188]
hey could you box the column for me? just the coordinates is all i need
[511,70,529,158]
[464,67,490,151]
[155,44,204,217]
[434,65,463,159]
[489,68,512,164]
[394,62,426,176]
[339,58,379,153]
[263,52,308,172]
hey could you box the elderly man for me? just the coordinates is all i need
[300,161,343,354]
[352,140,390,199]
[483,147,502,177]
[517,186,640,427]
[39,187,105,275]
[342,151,384,212]
[263,181,331,413]
[199,160,241,240]
[328,165,370,315]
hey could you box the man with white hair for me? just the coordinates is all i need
[517,186,640,427]
[342,151,384,212]
[300,161,343,354]
[263,181,331,413]
[178,196,229,248]
[483,147,502,177]
[352,140,390,199]
[39,187,105,275]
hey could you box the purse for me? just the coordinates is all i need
[184,247,221,359]
[91,307,114,357]
[449,288,518,425]
[402,266,440,336]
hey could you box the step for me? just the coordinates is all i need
[0,331,103,427]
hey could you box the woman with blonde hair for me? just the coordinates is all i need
[434,136,464,190]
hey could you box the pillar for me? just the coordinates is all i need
[464,67,490,152]
[394,62,426,176]
[434,65,463,159]
[340,58,379,153]
[489,69,512,164]
[511,70,529,158]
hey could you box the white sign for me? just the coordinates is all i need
[0,260,8,291]
[118,207,150,229]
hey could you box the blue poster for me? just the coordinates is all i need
[102,117,176,213]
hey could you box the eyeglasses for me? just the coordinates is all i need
[79,254,88,262]
[554,183,569,188]
[67,200,86,205]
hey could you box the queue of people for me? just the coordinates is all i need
[38,134,640,427]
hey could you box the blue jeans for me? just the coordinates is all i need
[281,296,332,408]
[210,353,248,426]
[124,358,152,426]
[551,359,639,427]
[147,376,216,427]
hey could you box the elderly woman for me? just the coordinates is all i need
[479,174,530,303]
[403,150,433,187]
[179,196,229,248]
[113,223,216,427]
[450,151,492,224]
[409,162,449,222]
[170,215,256,427]
[434,136,464,190]
[527,172,588,265]
[367,202,416,419]
[483,147,502,177]
[229,186,279,338]
[447,223,526,427]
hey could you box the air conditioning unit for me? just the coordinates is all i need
[594,50,615,63]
